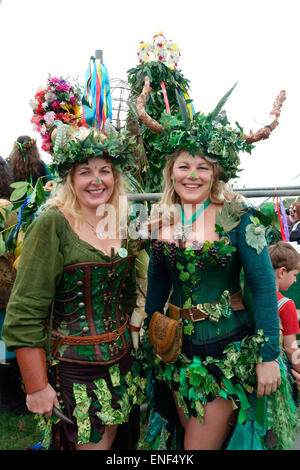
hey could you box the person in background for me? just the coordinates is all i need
[0,159,27,414]
[289,203,300,244]
[0,156,13,199]
[8,136,53,187]
[268,241,300,405]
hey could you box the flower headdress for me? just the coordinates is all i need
[136,76,286,182]
[30,75,83,153]
[49,123,136,179]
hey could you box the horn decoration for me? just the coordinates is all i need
[136,76,163,135]
[242,90,286,144]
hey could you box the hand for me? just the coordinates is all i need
[26,383,59,418]
[256,360,281,398]
[291,369,300,392]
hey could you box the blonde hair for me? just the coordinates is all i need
[153,150,246,225]
[47,161,128,233]
[268,241,300,272]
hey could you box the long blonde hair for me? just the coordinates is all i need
[152,150,246,226]
[47,162,128,233]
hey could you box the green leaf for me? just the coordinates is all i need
[0,234,6,256]
[208,82,237,121]
[175,88,191,130]
[176,262,184,271]
[179,271,190,282]
[186,263,196,274]
[10,184,29,202]
[9,181,29,190]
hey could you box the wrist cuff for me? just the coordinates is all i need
[15,347,48,394]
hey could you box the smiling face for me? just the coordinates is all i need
[72,157,115,210]
[171,151,214,206]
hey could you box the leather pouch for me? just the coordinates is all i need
[149,311,182,364]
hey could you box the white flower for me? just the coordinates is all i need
[29,99,39,110]
[40,124,47,135]
[44,111,56,125]
[45,92,57,103]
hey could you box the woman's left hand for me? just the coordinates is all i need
[255,360,281,398]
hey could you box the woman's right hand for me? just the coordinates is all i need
[26,383,59,418]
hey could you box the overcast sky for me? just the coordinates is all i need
[0,0,299,189]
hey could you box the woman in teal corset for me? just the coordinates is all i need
[2,128,146,450]
[136,79,298,450]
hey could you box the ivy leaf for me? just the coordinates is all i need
[215,201,248,233]
[186,263,196,274]
[179,271,190,282]
[176,262,184,271]
[245,223,267,254]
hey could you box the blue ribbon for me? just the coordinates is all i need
[7,196,31,243]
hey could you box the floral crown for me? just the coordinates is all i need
[14,138,36,152]
[49,124,136,179]
[136,76,286,182]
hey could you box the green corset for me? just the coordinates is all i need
[161,241,253,342]
[52,258,134,364]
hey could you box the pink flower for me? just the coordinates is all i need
[51,100,60,110]
[44,111,56,125]
[56,83,70,92]
[50,77,60,84]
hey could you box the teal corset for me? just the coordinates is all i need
[145,209,280,362]
[153,240,253,343]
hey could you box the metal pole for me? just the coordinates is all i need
[95,50,103,63]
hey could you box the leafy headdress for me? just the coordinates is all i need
[136,75,286,182]
[49,121,136,179]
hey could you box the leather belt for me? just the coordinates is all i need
[169,290,245,322]
[51,314,129,346]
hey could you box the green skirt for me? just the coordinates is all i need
[139,329,299,450]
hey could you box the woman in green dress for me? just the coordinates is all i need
[2,129,146,450]
[137,79,298,450]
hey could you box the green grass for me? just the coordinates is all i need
[0,411,42,450]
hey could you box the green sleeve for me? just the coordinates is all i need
[144,253,172,326]
[236,210,280,361]
[2,208,64,351]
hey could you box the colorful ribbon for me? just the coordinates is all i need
[7,196,31,243]
[273,196,287,241]
[160,81,170,114]
[279,197,290,241]
[81,57,112,132]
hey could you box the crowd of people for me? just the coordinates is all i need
[1,94,300,452]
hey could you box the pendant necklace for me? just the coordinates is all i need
[173,198,211,242]
[86,221,128,258]
[86,220,105,239]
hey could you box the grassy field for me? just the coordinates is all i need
[0,410,42,450]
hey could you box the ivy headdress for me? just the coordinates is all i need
[49,122,136,179]
[136,76,286,182]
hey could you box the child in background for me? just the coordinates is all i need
[268,241,300,404]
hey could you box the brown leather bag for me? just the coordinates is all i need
[148,311,182,364]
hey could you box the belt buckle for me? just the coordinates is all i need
[189,306,207,322]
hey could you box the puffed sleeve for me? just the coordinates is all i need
[236,211,280,361]
[144,253,172,326]
[2,208,64,351]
